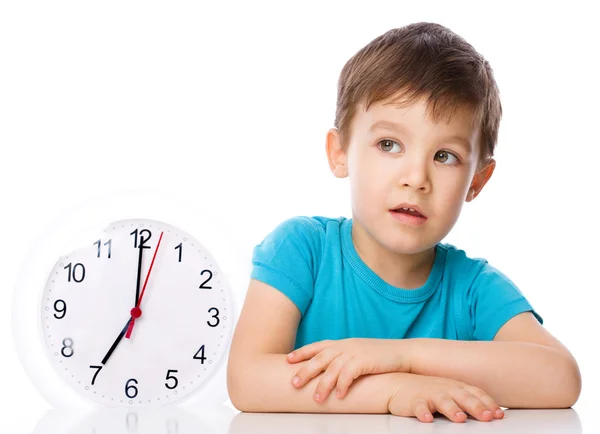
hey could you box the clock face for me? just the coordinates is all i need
[39,218,234,407]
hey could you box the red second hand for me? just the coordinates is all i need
[126,231,164,339]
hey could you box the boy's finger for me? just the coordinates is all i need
[336,360,361,398]
[291,351,337,387]
[314,356,348,400]
[287,340,330,362]
[411,398,434,423]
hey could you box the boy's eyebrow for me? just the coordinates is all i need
[368,120,472,152]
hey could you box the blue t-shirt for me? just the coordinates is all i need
[251,216,543,350]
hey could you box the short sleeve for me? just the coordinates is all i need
[467,262,543,341]
[250,216,323,316]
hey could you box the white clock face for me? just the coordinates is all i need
[39,218,234,408]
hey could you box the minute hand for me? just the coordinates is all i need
[126,231,164,339]
[134,243,144,306]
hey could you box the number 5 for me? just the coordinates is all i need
[165,369,179,389]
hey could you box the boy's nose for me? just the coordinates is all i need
[398,160,430,192]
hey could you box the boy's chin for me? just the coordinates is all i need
[382,233,440,255]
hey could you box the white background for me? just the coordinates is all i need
[1,0,598,431]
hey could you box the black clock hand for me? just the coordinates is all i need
[135,242,152,305]
[101,243,148,365]
[134,244,144,306]
[101,317,132,365]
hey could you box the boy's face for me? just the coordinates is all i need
[326,94,495,255]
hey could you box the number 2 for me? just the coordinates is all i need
[199,270,212,289]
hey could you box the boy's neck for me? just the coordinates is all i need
[351,219,436,290]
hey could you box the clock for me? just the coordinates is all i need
[12,190,249,409]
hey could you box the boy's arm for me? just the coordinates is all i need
[227,279,397,413]
[288,313,579,410]
[228,353,398,413]
[406,312,581,408]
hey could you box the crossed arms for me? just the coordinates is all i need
[227,279,581,413]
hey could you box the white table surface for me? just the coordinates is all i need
[28,402,586,434]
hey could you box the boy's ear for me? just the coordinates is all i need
[325,128,349,178]
[466,158,496,202]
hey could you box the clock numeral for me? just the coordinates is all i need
[207,307,220,327]
[199,269,213,290]
[53,299,67,319]
[165,369,179,389]
[64,262,85,283]
[89,365,103,385]
[193,345,207,363]
[175,243,183,262]
[93,238,112,258]
[61,338,74,357]
[130,229,152,249]
[125,378,138,399]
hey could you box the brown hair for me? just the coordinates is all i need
[334,22,502,168]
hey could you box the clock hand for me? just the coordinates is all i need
[134,242,150,306]
[101,317,132,365]
[126,231,164,339]
[98,235,158,364]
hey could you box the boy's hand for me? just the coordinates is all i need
[286,338,411,402]
[387,373,504,423]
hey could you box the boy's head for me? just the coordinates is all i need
[326,22,500,254]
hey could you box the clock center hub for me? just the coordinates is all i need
[130,307,142,319]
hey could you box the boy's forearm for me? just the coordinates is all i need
[405,338,581,408]
[228,353,398,413]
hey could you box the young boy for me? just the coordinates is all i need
[227,22,581,423]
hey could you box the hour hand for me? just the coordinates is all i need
[101,317,132,365]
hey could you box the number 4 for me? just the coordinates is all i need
[193,345,206,363]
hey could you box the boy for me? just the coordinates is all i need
[227,22,581,423]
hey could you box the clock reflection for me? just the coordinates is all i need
[33,404,235,434]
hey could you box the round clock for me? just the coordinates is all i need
[12,190,249,409]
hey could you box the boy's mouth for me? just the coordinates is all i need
[390,204,427,218]
[393,208,424,217]
[390,207,428,226]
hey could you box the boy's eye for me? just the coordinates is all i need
[435,151,459,164]
[378,140,460,165]
[378,139,402,153]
